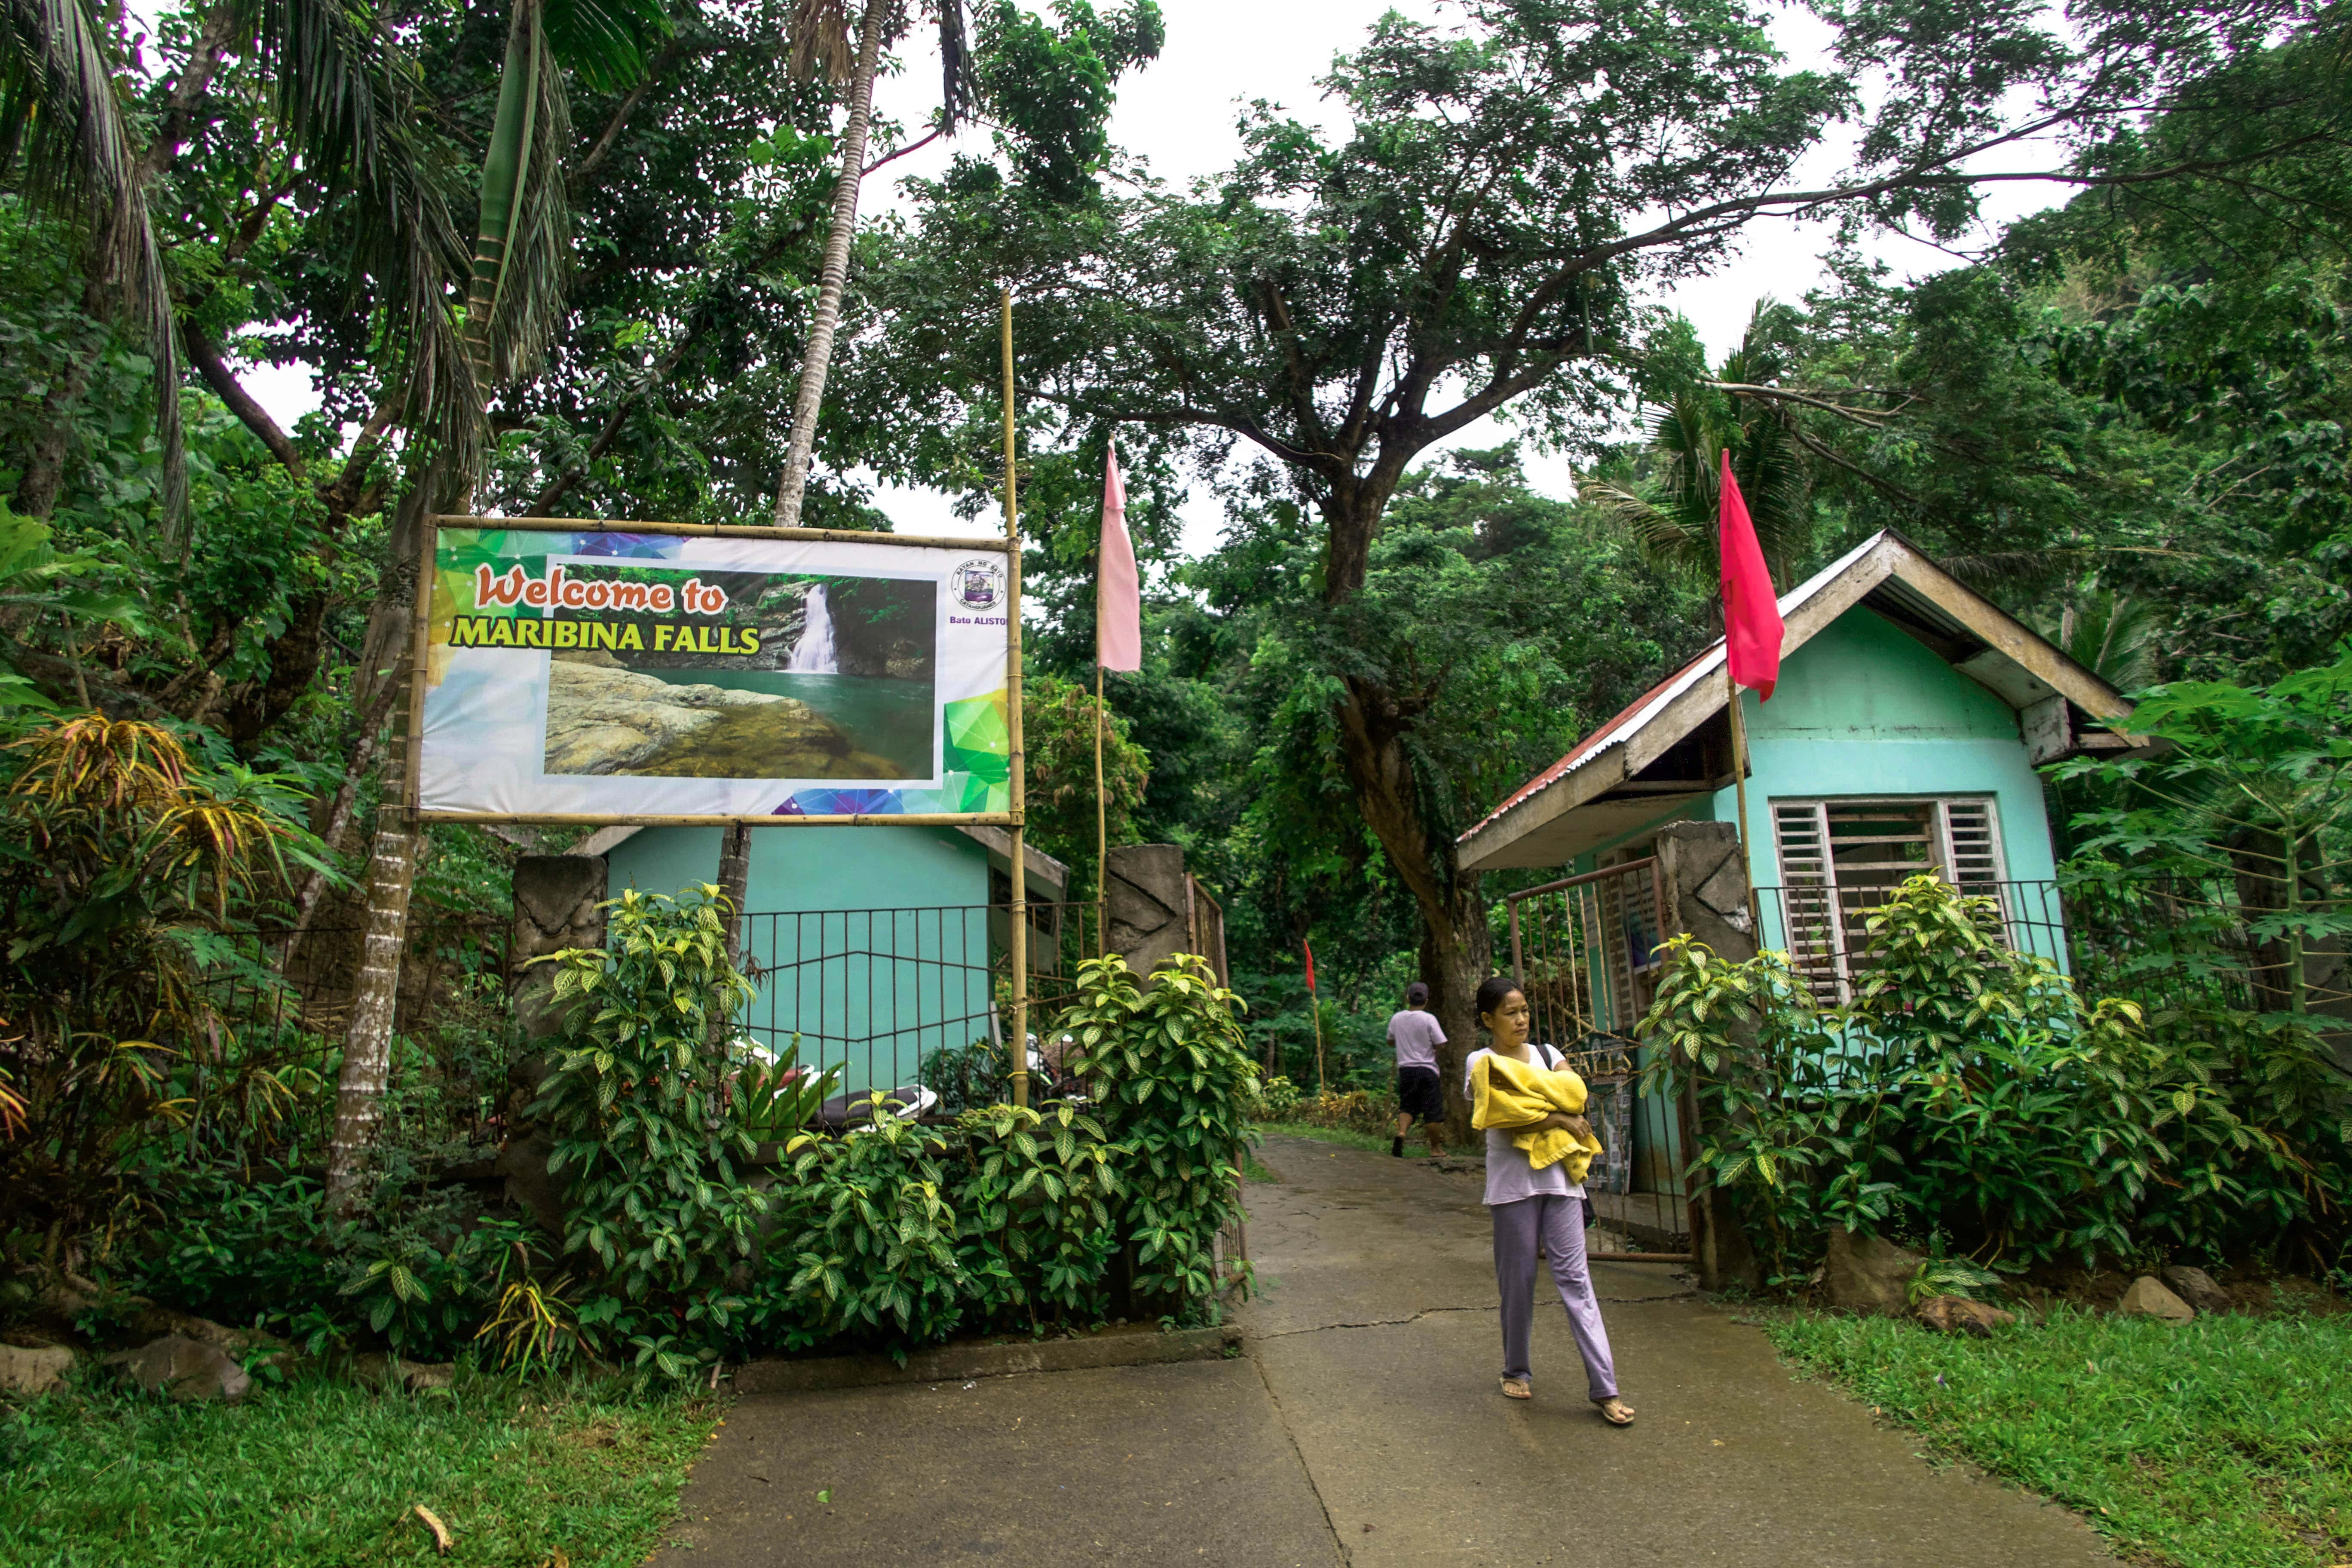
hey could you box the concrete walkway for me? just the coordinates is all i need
[650,1135,2115,1567]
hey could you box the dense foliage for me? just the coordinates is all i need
[5,0,2352,1390]
[1638,876,2352,1284]
[1064,952,1256,1308]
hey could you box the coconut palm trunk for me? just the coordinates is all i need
[769,0,889,529]
[324,0,579,1210]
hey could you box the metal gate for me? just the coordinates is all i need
[1502,859,1690,1258]
[733,900,1082,1108]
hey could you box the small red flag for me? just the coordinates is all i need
[1302,939,1317,995]
[1719,450,1785,700]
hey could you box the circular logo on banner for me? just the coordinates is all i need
[952,558,1004,611]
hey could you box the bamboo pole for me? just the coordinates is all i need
[1311,995,1326,1094]
[1003,289,1029,1109]
[1095,657,1107,960]
[432,515,1015,552]
[1724,662,1765,938]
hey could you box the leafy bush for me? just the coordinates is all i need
[766,1108,966,1350]
[2047,653,2352,1271]
[1286,1085,1399,1135]
[531,886,769,1379]
[337,1209,545,1361]
[918,1037,1016,1112]
[1067,953,1258,1313]
[1636,875,2324,1282]
[117,1168,348,1350]
[1257,1074,1303,1119]
[949,1101,1121,1332]
[0,714,332,1244]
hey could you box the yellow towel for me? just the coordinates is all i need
[1472,1051,1605,1184]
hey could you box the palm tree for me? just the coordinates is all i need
[324,0,667,1208]
[2055,587,2161,690]
[1587,301,1814,584]
[0,0,481,523]
[769,0,973,529]
[718,0,975,948]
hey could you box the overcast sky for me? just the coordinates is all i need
[232,0,2076,556]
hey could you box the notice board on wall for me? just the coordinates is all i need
[410,519,1016,824]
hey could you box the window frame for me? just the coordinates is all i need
[1768,794,2011,1001]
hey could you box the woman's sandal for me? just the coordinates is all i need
[1592,1396,1636,1426]
[1500,1376,1532,1400]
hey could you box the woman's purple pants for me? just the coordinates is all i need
[1492,1193,1619,1399]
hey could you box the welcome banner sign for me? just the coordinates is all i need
[412,519,1015,823]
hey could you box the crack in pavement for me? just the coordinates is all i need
[1248,1344,1355,1565]
[1254,1289,1701,1341]
[1253,1304,1491,1340]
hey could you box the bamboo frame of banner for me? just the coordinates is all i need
[1093,433,1112,962]
[1001,289,1031,1109]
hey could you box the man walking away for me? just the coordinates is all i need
[1389,982,1447,1158]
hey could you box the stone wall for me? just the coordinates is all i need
[502,854,608,1234]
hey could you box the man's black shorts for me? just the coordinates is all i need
[1396,1066,1444,1124]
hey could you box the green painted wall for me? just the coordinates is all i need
[1723,609,2062,962]
[1569,607,2061,904]
[608,825,992,1096]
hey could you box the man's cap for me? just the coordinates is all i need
[1405,982,1430,1005]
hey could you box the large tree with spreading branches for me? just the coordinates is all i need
[884,0,2352,1120]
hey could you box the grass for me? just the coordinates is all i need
[1256,1120,1400,1156]
[1764,1305,2352,1568]
[0,1368,723,1567]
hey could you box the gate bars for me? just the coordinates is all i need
[1503,858,1691,1261]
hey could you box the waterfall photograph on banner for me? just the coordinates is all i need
[416,526,1013,822]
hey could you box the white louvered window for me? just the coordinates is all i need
[1769,797,2010,1001]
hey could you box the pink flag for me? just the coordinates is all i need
[1719,450,1785,700]
[1096,439,1142,672]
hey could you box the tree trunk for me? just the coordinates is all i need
[1330,668,1491,1146]
[325,733,419,1207]
[769,0,888,529]
[712,821,754,1052]
[322,479,444,1209]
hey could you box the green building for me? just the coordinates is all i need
[1455,531,2141,1220]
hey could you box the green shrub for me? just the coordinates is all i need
[766,1107,966,1350]
[337,1209,546,1361]
[918,1037,1016,1112]
[949,1101,1122,1332]
[1638,875,2288,1281]
[531,885,769,1380]
[1067,953,1258,1313]
[1257,1074,1303,1120]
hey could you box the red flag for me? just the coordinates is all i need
[1302,938,1317,995]
[1096,439,1142,672]
[1719,450,1785,700]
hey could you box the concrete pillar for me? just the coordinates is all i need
[509,854,609,1042]
[1653,822,1763,1293]
[1106,844,1191,983]
[501,854,608,1234]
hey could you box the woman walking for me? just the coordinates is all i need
[1466,975,1635,1424]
